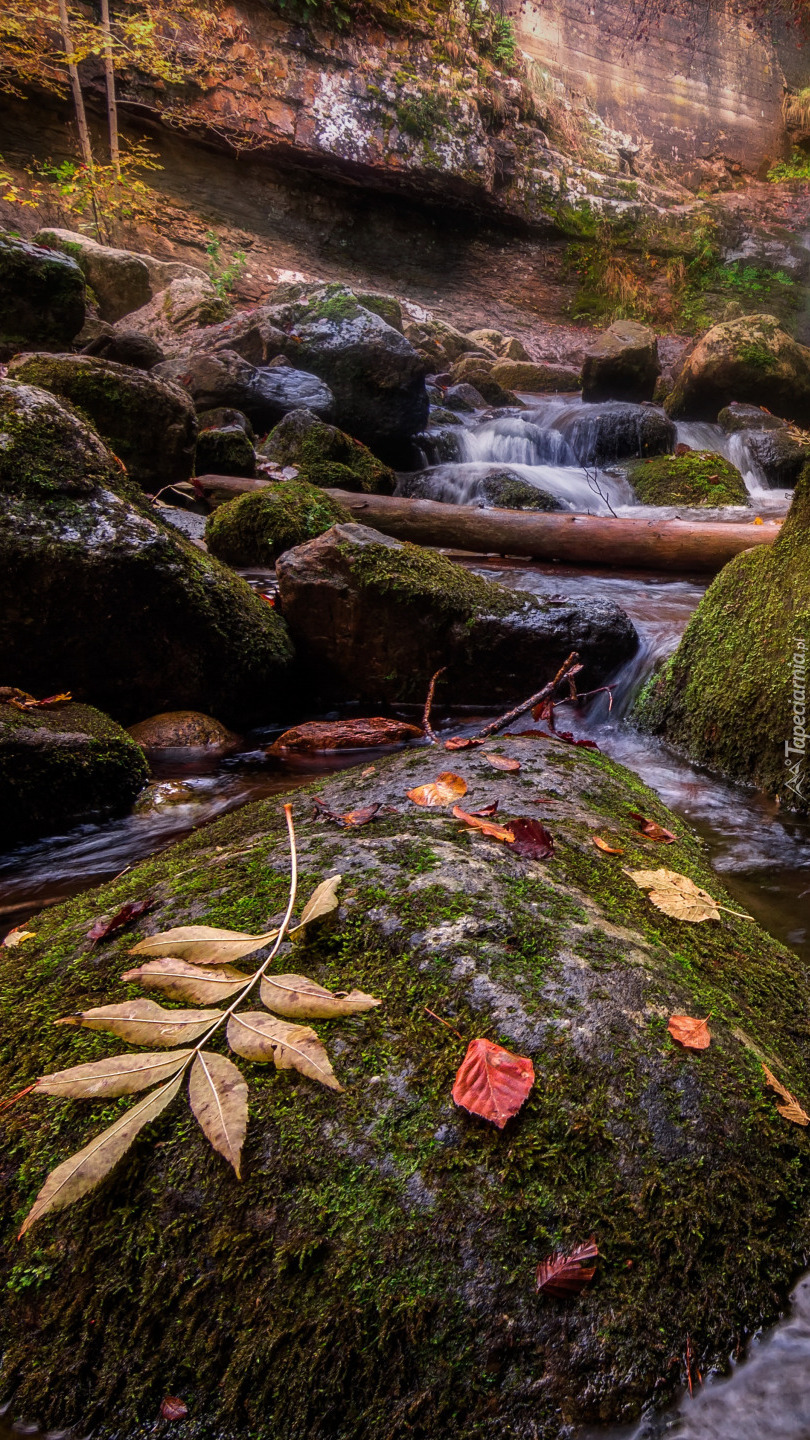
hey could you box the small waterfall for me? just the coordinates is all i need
[456,416,576,468]
[677,421,793,510]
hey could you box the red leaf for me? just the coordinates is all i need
[451,1038,534,1128]
[160,1397,188,1421]
[88,899,153,944]
[444,735,486,751]
[466,801,500,817]
[509,818,554,859]
[536,1237,599,1297]
[668,1015,711,1051]
[629,811,677,844]
[556,731,600,750]
[342,805,381,827]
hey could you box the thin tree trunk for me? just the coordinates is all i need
[99,0,120,180]
[56,0,102,234]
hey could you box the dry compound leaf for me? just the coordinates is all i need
[451,1037,534,1129]
[628,811,677,844]
[188,1051,248,1177]
[452,805,515,842]
[668,1015,712,1051]
[121,959,250,1005]
[19,1071,184,1237]
[227,1012,343,1090]
[628,869,721,923]
[260,973,381,1020]
[763,1065,810,1126]
[536,1237,599,1297]
[483,753,521,773]
[129,924,278,966]
[407,772,468,807]
[34,1050,193,1099]
[592,836,624,855]
[55,999,221,1047]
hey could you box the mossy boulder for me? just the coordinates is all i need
[7,353,197,490]
[581,320,661,403]
[468,327,530,360]
[449,355,519,406]
[0,381,294,726]
[635,464,810,811]
[556,402,676,467]
[0,699,149,846]
[124,275,233,344]
[206,482,351,566]
[275,522,637,704]
[258,409,396,494]
[0,232,85,359]
[490,359,582,394]
[195,425,256,479]
[625,451,749,507]
[34,228,208,325]
[717,403,786,434]
[128,711,238,753]
[3,739,810,1438]
[665,315,810,423]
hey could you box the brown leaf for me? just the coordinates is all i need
[629,811,677,844]
[592,835,624,855]
[444,736,486,751]
[227,1011,342,1090]
[763,1065,810,1126]
[267,717,423,754]
[452,1038,534,1128]
[314,802,382,828]
[121,959,250,1005]
[35,1050,193,1098]
[536,1238,599,1297]
[408,772,468,807]
[88,899,153,944]
[19,1072,183,1237]
[129,924,278,966]
[466,801,500,817]
[509,818,554,860]
[629,869,721,923]
[291,874,342,934]
[7,691,72,712]
[56,999,221,1047]
[452,805,515,843]
[188,1051,248,1177]
[2,927,35,947]
[668,1015,712,1051]
[160,1397,188,1421]
[260,973,381,1020]
[483,753,521,773]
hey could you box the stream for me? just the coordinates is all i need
[3,398,810,1438]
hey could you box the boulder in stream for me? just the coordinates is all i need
[743,427,810,489]
[397,464,564,511]
[258,409,396,494]
[3,738,810,1437]
[275,522,637,703]
[581,320,661,403]
[127,711,239,754]
[195,424,256,478]
[0,231,85,359]
[206,481,351,565]
[555,401,676,466]
[490,359,582,394]
[449,354,519,406]
[625,451,748,506]
[665,314,810,423]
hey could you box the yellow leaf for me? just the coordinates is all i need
[35,1050,192,1098]
[628,868,721,923]
[121,959,250,1005]
[260,973,381,1020]
[188,1051,248,1177]
[227,1012,342,1091]
[407,772,468,807]
[56,999,221,1047]
[290,875,342,935]
[2,928,36,947]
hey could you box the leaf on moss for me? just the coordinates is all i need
[628,811,677,844]
[2,927,35,947]
[509,818,554,859]
[592,835,624,855]
[88,899,153,944]
[188,1051,248,1177]
[536,1237,599,1297]
[408,772,468,807]
[55,999,221,1047]
[129,924,279,965]
[451,1037,534,1128]
[628,869,721,923]
[260,973,380,1020]
[227,1012,342,1090]
[290,874,342,934]
[763,1064,810,1126]
[34,1050,193,1098]
[668,1015,711,1051]
[121,959,250,1005]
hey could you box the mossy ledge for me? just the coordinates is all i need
[3,737,810,1438]
[625,452,748,507]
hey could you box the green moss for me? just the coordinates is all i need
[626,452,748,507]
[342,534,537,620]
[206,481,351,565]
[0,379,130,501]
[396,90,448,139]
[260,412,395,495]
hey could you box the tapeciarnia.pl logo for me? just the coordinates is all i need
[785,637,807,802]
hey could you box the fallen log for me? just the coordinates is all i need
[326,490,781,574]
[195,475,272,506]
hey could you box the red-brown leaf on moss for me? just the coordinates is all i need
[668,1015,711,1051]
[88,899,153,944]
[536,1237,599,1297]
[451,1038,534,1128]
[629,811,676,843]
[160,1396,188,1421]
[509,818,554,859]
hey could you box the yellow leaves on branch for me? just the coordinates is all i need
[56,999,221,1046]
[188,1052,248,1177]
[227,1013,342,1091]
[628,869,752,924]
[259,974,380,1020]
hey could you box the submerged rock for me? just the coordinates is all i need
[258,409,396,494]
[556,401,676,466]
[206,481,351,565]
[665,314,810,423]
[128,711,239,753]
[153,350,334,430]
[625,451,748,506]
[275,522,637,704]
[3,739,810,1437]
[581,320,661,403]
[195,424,256,478]
[0,232,85,359]
[397,465,563,511]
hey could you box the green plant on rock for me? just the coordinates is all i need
[13,816,381,1237]
[204,230,248,299]
[768,149,810,183]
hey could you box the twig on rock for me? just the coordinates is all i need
[471,652,581,742]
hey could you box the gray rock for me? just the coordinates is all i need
[581,320,661,403]
[717,402,787,434]
[81,324,165,370]
[34,228,208,322]
[555,402,676,466]
[443,382,487,411]
[195,425,256,478]
[0,232,85,359]
[153,350,334,429]
[745,427,810,488]
[198,407,254,438]
[397,464,563,511]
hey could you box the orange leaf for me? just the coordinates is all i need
[668,1015,711,1051]
[592,835,624,855]
[452,805,515,842]
[444,736,486,751]
[629,811,677,844]
[452,1038,534,1128]
[763,1065,810,1126]
[483,753,521,773]
[408,772,468,807]
[536,1237,599,1297]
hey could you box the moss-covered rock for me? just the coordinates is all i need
[626,451,749,506]
[635,465,810,811]
[276,521,636,704]
[449,354,519,406]
[581,320,661,403]
[490,359,582,393]
[665,314,810,423]
[206,482,351,565]
[0,232,85,359]
[0,380,132,501]
[195,425,256,478]
[34,228,208,325]
[397,465,563,511]
[3,739,810,1438]
[0,700,149,847]
[127,711,238,753]
[7,353,197,490]
[259,409,396,494]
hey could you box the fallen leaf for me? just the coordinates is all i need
[509,818,554,860]
[629,811,677,844]
[2,927,35,947]
[227,1011,342,1090]
[56,999,221,1047]
[19,1072,183,1236]
[35,1051,193,1098]
[557,732,600,750]
[260,973,381,1019]
[408,772,468,807]
[291,874,342,934]
[444,736,486,751]
[668,1015,712,1051]
[361,765,376,776]
[483,753,521,773]
[160,1397,188,1422]
[121,959,250,1005]
[267,718,422,754]
[592,836,624,855]
[763,1064,810,1126]
[452,805,515,842]
[532,699,555,722]
[536,1237,599,1297]
[754,516,764,526]
[466,801,500,817]
[188,1051,248,1176]
[314,801,382,828]
[628,869,721,923]
[7,691,73,712]
[129,923,279,966]
[88,899,153,944]
[451,1037,534,1128]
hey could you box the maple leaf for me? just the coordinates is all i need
[451,1038,534,1128]
[536,1237,599,1297]
[668,1015,711,1050]
[509,818,554,860]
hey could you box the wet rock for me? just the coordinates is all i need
[744,427,810,488]
[198,407,254,438]
[0,380,294,725]
[555,402,676,466]
[7,353,198,490]
[449,355,519,407]
[428,405,463,427]
[34,228,208,322]
[665,314,810,423]
[0,699,149,846]
[195,425,256,478]
[403,316,487,366]
[153,350,334,429]
[624,452,748,506]
[128,711,239,753]
[397,465,563,511]
[443,382,487,411]
[0,232,85,360]
[81,324,165,370]
[717,402,786,434]
[206,481,350,566]
[275,522,637,704]
[581,320,661,403]
[259,409,395,494]
[490,360,582,393]
[267,716,423,753]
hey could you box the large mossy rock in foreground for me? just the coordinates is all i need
[3,738,810,1438]
[635,465,810,811]
[276,522,638,704]
[665,314,810,423]
[0,699,149,847]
